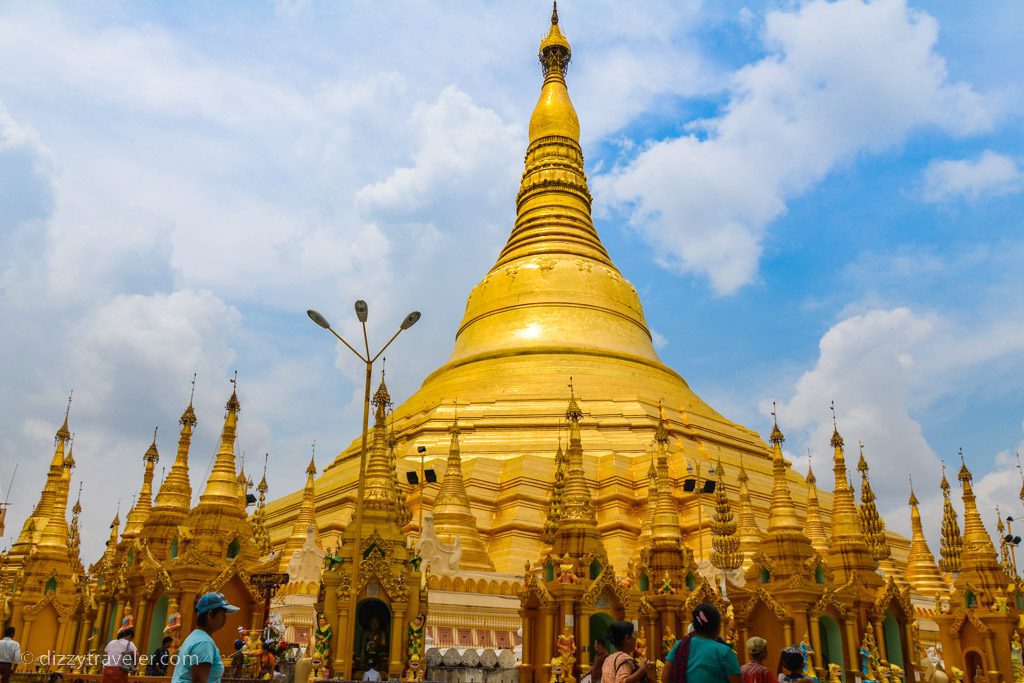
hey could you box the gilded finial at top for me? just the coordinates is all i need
[565,377,583,422]
[769,401,784,446]
[806,450,816,484]
[957,448,971,483]
[56,390,73,443]
[908,475,918,506]
[539,2,571,76]
[829,400,843,448]
[654,400,669,445]
[225,371,240,413]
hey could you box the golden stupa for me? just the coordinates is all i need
[264,3,819,580]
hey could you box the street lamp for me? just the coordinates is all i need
[307,301,420,678]
[1005,515,1021,577]
[683,456,716,560]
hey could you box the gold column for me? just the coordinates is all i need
[983,632,997,681]
[520,611,533,683]
[902,622,917,671]
[783,622,793,650]
[21,615,33,655]
[134,598,148,649]
[842,618,858,680]
[579,607,592,670]
[538,607,554,683]
[336,574,354,677]
[55,617,69,659]
[872,620,886,662]
[809,613,824,673]
[387,602,407,679]
[90,600,108,652]
[321,572,340,676]
[76,616,93,656]
[111,601,125,637]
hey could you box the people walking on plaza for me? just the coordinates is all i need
[776,648,812,683]
[229,641,245,679]
[148,636,174,676]
[741,637,777,683]
[102,627,138,683]
[171,592,239,683]
[0,627,20,683]
[663,603,741,683]
[590,638,609,683]
[602,622,649,683]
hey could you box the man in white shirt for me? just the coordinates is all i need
[362,660,382,682]
[0,627,21,683]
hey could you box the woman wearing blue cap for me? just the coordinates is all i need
[171,592,240,683]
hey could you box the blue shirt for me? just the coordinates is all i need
[172,630,224,683]
[667,637,742,683]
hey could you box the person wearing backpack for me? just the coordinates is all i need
[662,603,741,683]
[602,622,650,683]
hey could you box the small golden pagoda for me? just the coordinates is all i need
[318,376,426,681]
[904,481,947,600]
[804,461,831,559]
[933,455,1020,679]
[731,415,824,675]
[0,400,86,657]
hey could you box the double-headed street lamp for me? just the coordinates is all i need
[307,301,419,677]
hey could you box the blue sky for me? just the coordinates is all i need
[1,0,1023,565]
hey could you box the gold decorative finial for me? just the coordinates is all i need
[769,401,784,445]
[806,450,816,484]
[189,372,197,403]
[829,400,843,448]
[225,372,240,413]
[56,390,73,443]
[551,1,558,25]
[539,3,571,76]
[565,378,583,422]
[1017,450,1024,501]
[957,447,971,483]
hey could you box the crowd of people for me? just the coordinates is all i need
[587,603,818,683]
[2,594,821,683]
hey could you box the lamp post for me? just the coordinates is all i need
[307,302,420,678]
[683,456,716,561]
[1006,515,1021,577]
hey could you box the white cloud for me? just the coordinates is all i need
[922,150,1024,203]
[596,0,994,294]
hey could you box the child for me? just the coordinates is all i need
[777,647,813,683]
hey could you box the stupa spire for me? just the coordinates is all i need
[954,450,1006,594]
[735,455,762,570]
[710,455,740,573]
[766,405,801,532]
[26,400,75,554]
[804,456,829,557]
[650,405,681,545]
[750,409,817,584]
[543,437,568,546]
[857,443,890,562]
[154,378,197,515]
[68,482,83,572]
[123,428,160,539]
[362,371,402,519]
[825,404,881,585]
[197,377,245,511]
[938,463,962,574]
[431,415,495,571]
[252,458,271,556]
[904,477,947,598]
[637,449,657,551]
[550,383,604,562]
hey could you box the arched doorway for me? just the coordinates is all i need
[147,594,169,657]
[964,650,985,683]
[590,613,614,653]
[817,615,844,674]
[882,612,903,668]
[354,599,391,674]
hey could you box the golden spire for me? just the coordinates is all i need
[904,478,947,598]
[153,379,197,516]
[123,428,160,539]
[938,463,962,574]
[252,457,271,556]
[68,482,83,572]
[710,455,740,573]
[550,384,604,562]
[735,455,762,569]
[431,416,495,571]
[280,448,317,563]
[752,409,817,582]
[825,404,881,584]
[955,449,1006,594]
[804,456,830,557]
[362,371,402,519]
[650,405,682,547]
[766,405,801,532]
[34,399,76,552]
[495,4,609,271]
[196,379,245,512]
[857,444,890,562]
[543,437,567,545]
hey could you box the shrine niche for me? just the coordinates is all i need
[356,598,391,673]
